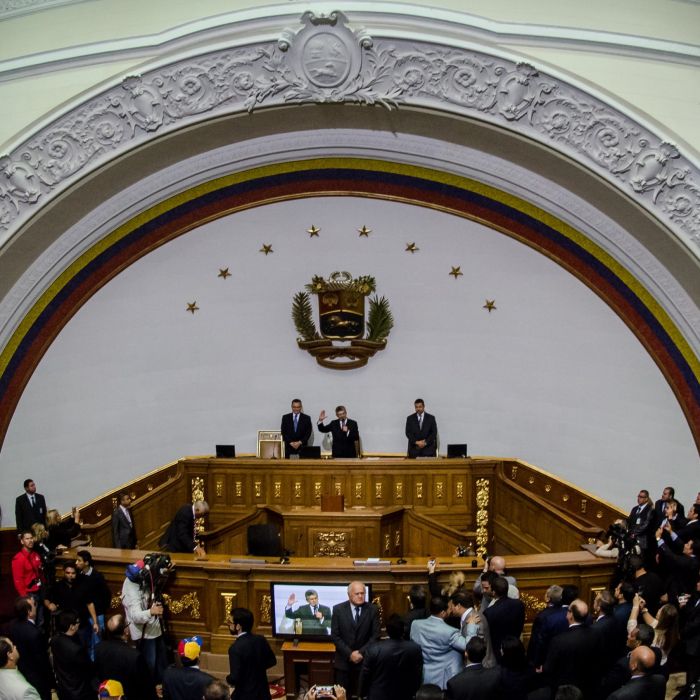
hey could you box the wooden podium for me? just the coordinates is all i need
[281,641,335,698]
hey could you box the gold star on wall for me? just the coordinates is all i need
[218,268,231,279]
[358,225,372,237]
[307,225,320,237]
[186,301,199,314]
[260,244,273,255]
[483,300,497,312]
[405,242,419,253]
[449,266,463,279]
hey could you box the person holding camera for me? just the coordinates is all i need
[121,560,167,685]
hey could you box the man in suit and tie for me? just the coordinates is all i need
[358,614,423,700]
[227,607,277,700]
[628,489,656,565]
[331,581,381,696]
[111,493,137,549]
[15,479,47,532]
[281,398,313,458]
[318,406,360,458]
[654,485,685,523]
[405,399,438,458]
[285,589,332,634]
[159,501,208,554]
[481,576,525,662]
[410,595,467,689]
[445,636,501,700]
[542,599,598,699]
[606,645,666,700]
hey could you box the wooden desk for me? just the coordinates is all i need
[282,641,335,698]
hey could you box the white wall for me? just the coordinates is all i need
[0,196,696,522]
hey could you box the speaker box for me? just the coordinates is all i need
[247,524,282,556]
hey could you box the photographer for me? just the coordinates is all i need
[120,558,169,684]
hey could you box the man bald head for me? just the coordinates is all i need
[567,599,588,624]
[629,645,656,675]
[489,556,506,573]
[105,613,127,640]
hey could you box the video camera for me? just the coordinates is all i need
[131,553,174,603]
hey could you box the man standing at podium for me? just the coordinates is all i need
[285,589,332,634]
[405,399,438,458]
[281,398,312,458]
[317,406,360,458]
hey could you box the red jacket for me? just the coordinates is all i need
[11,548,44,596]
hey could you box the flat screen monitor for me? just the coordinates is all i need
[447,443,468,458]
[270,582,372,640]
[299,445,321,459]
[216,444,236,458]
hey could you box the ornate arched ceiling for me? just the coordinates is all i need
[0,9,698,452]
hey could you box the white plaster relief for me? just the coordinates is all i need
[1,130,697,360]
[0,9,698,254]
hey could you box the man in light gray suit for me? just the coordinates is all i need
[448,590,496,668]
[410,595,466,689]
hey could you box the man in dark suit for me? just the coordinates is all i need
[51,610,98,700]
[481,575,525,661]
[527,585,568,668]
[542,599,598,699]
[592,590,618,675]
[111,493,137,549]
[331,581,381,696]
[405,398,438,458]
[227,607,276,700]
[628,489,655,565]
[606,645,666,700]
[284,589,332,634]
[679,503,700,542]
[15,478,47,531]
[680,576,700,687]
[654,485,685,523]
[445,636,500,700]
[7,596,52,700]
[95,614,156,700]
[162,636,214,700]
[281,398,313,458]
[159,501,209,554]
[358,614,423,700]
[403,584,429,640]
[318,406,360,458]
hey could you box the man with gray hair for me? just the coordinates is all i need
[159,501,209,555]
[527,585,567,668]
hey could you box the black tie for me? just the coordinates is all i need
[354,606,360,625]
[29,495,35,508]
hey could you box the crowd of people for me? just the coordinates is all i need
[2,478,698,700]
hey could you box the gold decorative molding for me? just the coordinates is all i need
[562,494,570,502]
[416,482,423,500]
[163,592,201,619]
[528,476,535,485]
[146,483,153,492]
[110,594,121,609]
[436,481,444,499]
[520,592,547,614]
[475,478,490,557]
[335,481,342,496]
[260,594,272,624]
[235,481,242,497]
[372,595,384,628]
[596,510,604,519]
[545,483,552,493]
[375,482,383,499]
[294,481,302,499]
[255,481,262,498]
[274,481,282,498]
[96,509,102,517]
[315,531,349,557]
[355,481,363,500]
[456,481,463,499]
[581,499,588,514]
[394,529,400,548]
[192,476,205,534]
[221,592,238,623]
[384,533,390,553]
[216,479,223,497]
[314,481,321,500]
[111,497,117,509]
[510,465,518,480]
[395,482,403,499]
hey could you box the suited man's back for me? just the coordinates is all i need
[606,673,666,700]
[543,624,598,696]
[359,637,423,700]
[7,618,52,700]
[95,638,156,700]
[445,663,501,700]
[162,665,214,700]
[228,632,277,700]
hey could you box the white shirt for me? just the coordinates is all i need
[121,578,162,640]
[0,668,41,700]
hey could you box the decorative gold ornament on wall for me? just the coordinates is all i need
[221,592,237,623]
[416,482,423,500]
[255,481,262,498]
[581,499,588,514]
[384,533,390,553]
[216,479,223,497]
[274,481,282,498]
[475,478,490,557]
[510,465,518,480]
[436,481,444,499]
[191,477,205,533]
[294,481,302,499]
[163,592,200,618]
[355,481,363,500]
[314,482,322,500]
[235,481,242,498]
[260,594,272,624]
[375,482,383,499]
[395,482,403,499]
[315,531,349,557]
[456,481,464,499]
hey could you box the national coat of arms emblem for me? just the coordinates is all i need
[292,271,394,370]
